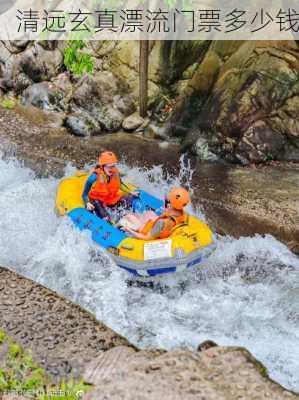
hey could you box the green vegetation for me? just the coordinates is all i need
[64,40,94,76]
[0,98,16,109]
[0,329,91,400]
[264,152,274,162]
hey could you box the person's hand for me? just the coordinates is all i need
[131,191,140,197]
[86,202,95,211]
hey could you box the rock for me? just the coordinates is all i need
[169,40,299,164]
[96,105,123,132]
[83,347,297,400]
[6,40,31,53]
[21,82,66,112]
[197,340,218,352]
[144,124,169,140]
[0,266,131,382]
[51,73,73,98]
[18,43,63,82]
[113,94,136,115]
[64,113,101,137]
[13,72,33,94]
[83,346,136,385]
[37,40,59,51]
[235,123,287,164]
[70,72,126,132]
[0,42,20,91]
[122,113,144,131]
[72,72,120,109]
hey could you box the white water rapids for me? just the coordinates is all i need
[0,153,298,392]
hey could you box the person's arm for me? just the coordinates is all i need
[82,173,97,205]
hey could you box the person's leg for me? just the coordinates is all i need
[92,200,110,220]
[120,194,134,210]
[110,195,134,222]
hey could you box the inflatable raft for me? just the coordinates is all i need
[55,171,215,278]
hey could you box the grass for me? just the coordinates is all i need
[0,98,16,109]
[0,329,91,399]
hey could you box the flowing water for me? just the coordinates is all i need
[0,153,299,392]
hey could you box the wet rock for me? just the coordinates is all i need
[193,137,218,161]
[122,113,144,131]
[21,82,66,112]
[197,340,218,352]
[64,113,101,137]
[144,123,169,140]
[83,348,297,400]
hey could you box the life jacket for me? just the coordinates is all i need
[140,209,186,239]
[88,166,123,206]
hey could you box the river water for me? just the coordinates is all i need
[0,153,298,392]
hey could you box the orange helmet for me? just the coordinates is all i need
[98,151,118,166]
[168,188,190,210]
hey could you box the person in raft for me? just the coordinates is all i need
[121,187,190,240]
[82,151,138,221]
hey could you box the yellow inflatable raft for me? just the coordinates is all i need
[55,172,215,278]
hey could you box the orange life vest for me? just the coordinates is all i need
[88,167,123,206]
[140,210,186,239]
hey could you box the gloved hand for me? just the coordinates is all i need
[86,202,95,211]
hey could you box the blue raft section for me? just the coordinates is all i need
[68,190,164,250]
[67,189,207,278]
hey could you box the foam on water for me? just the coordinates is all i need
[0,153,298,392]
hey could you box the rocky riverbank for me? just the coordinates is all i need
[1,40,299,164]
[0,266,298,400]
[0,105,298,253]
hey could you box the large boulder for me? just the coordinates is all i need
[122,112,145,131]
[72,72,119,108]
[18,43,64,82]
[70,72,135,133]
[64,112,101,137]
[168,41,299,164]
[0,41,63,93]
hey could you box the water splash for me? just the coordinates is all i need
[0,153,298,392]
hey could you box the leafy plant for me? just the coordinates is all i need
[0,329,91,399]
[64,40,94,76]
[0,98,16,109]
